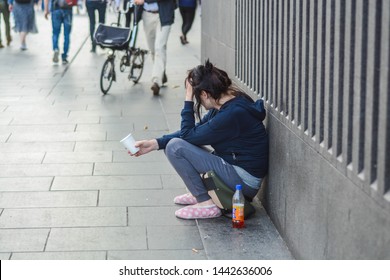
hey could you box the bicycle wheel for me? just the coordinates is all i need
[100,59,115,94]
[129,50,145,84]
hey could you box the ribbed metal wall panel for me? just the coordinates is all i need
[235,0,389,208]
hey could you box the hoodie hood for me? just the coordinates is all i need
[232,96,266,122]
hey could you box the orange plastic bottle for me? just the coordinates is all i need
[232,185,245,228]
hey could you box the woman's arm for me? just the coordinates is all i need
[180,103,239,146]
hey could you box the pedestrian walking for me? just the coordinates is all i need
[129,60,269,219]
[86,0,107,52]
[178,0,197,45]
[133,0,176,96]
[121,0,134,27]
[8,0,38,50]
[44,0,73,64]
[0,0,12,48]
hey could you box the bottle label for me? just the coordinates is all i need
[232,204,244,221]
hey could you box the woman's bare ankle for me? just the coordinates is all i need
[196,199,214,207]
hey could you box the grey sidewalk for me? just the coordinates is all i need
[0,8,292,260]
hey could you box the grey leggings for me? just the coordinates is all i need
[164,138,258,203]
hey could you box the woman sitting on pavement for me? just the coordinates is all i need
[129,60,269,219]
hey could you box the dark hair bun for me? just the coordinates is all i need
[204,59,213,73]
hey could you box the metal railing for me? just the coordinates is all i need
[235,0,389,208]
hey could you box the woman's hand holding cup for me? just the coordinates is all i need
[129,139,159,157]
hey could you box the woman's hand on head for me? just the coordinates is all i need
[128,139,159,157]
[185,79,194,102]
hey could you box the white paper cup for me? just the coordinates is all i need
[120,133,140,154]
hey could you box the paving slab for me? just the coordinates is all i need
[0,253,11,260]
[0,207,127,228]
[0,152,45,164]
[46,226,147,251]
[108,249,207,260]
[43,151,112,164]
[93,162,176,176]
[0,177,53,192]
[74,141,125,152]
[11,251,107,260]
[8,131,106,142]
[113,150,168,162]
[0,191,98,208]
[160,174,187,189]
[99,189,184,207]
[0,124,77,133]
[0,163,93,177]
[10,115,99,125]
[0,229,49,252]
[147,225,204,250]
[0,142,75,153]
[128,206,195,226]
[51,175,162,191]
[0,132,10,142]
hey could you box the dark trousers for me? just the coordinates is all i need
[123,0,134,27]
[179,6,196,37]
[0,1,11,43]
[86,1,107,47]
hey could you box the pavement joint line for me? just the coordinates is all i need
[61,35,90,78]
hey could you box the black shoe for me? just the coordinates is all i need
[151,82,160,96]
[62,59,69,65]
[162,71,167,85]
[180,35,186,45]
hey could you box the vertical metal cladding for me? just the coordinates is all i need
[235,0,389,206]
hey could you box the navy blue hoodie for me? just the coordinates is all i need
[156,95,269,178]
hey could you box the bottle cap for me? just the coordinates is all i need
[236,184,242,190]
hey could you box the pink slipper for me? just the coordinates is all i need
[175,204,222,219]
[173,193,197,205]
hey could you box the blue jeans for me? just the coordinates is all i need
[51,9,73,60]
[86,1,106,47]
[164,138,260,203]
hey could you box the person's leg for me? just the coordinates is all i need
[97,3,106,24]
[152,23,171,86]
[2,7,11,45]
[183,7,196,39]
[86,2,96,50]
[125,5,133,27]
[51,10,61,52]
[179,6,185,34]
[179,7,188,44]
[165,138,247,203]
[62,9,73,62]
[181,7,191,37]
[142,11,158,61]
[20,32,27,50]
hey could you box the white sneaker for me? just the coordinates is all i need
[53,50,59,63]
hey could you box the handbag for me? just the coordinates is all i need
[202,170,256,218]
